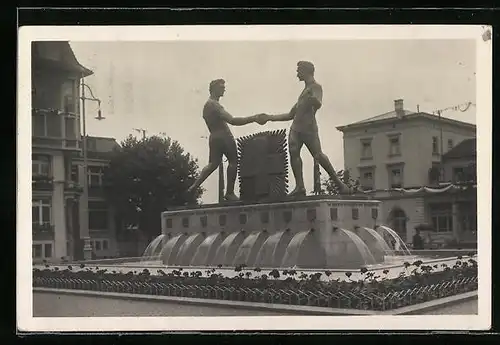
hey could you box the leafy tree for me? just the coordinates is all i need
[103,134,203,240]
[320,169,361,195]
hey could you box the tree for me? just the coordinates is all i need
[320,169,360,195]
[102,134,203,240]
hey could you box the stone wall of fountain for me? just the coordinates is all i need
[148,197,406,269]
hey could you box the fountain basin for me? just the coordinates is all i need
[154,196,394,269]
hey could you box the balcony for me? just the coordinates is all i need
[32,222,55,240]
[64,180,83,195]
[32,108,82,152]
[32,175,54,191]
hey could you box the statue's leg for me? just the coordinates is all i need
[304,131,350,194]
[288,130,306,196]
[187,136,222,193]
[223,136,239,201]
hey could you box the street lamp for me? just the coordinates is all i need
[80,78,104,260]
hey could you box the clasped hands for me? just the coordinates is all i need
[252,113,271,125]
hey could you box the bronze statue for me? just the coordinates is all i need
[187,79,262,201]
[256,61,351,196]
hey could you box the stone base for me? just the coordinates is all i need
[160,196,386,269]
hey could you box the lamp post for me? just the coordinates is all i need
[80,78,105,260]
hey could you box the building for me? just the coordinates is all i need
[70,136,121,260]
[336,99,477,246]
[32,41,119,262]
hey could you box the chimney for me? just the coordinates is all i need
[394,99,404,118]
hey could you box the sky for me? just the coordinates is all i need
[70,39,476,204]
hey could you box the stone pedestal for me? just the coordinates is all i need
[160,195,385,269]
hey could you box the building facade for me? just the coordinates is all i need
[336,99,477,246]
[31,41,118,262]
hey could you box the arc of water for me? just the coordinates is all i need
[339,228,377,265]
[362,227,392,253]
[142,234,166,260]
[377,225,412,255]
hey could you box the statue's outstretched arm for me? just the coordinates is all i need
[215,104,257,126]
[267,104,297,122]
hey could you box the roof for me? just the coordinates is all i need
[336,110,476,132]
[442,138,476,160]
[350,109,416,124]
[32,41,93,77]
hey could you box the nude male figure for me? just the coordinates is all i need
[257,61,350,196]
[187,79,261,201]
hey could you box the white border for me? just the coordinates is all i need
[17,25,492,332]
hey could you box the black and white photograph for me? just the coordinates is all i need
[17,25,491,332]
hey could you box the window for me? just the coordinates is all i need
[46,111,62,137]
[88,201,108,230]
[283,210,292,223]
[239,213,247,225]
[32,71,61,109]
[432,136,439,154]
[453,167,465,183]
[307,209,316,222]
[260,212,269,224]
[88,166,104,187]
[388,165,404,188]
[32,154,51,177]
[32,110,62,138]
[182,217,189,228]
[32,112,47,137]
[65,116,77,139]
[95,241,101,251]
[371,208,378,220]
[219,214,227,226]
[330,208,338,221]
[359,167,375,191]
[388,135,401,156]
[200,215,208,228]
[102,240,109,250]
[32,199,51,226]
[360,139,372,159]
[44,243,52,258]
[62,79,77,114]
[429,162,443,183]
[352,208,359,220]
[33,244,42,258]
[71,164,79,183]
[430,203,453,233]
[459,203,477,232]
[447,139,454,151]
[166,218,173,228]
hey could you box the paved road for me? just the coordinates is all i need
[33,292,477,317]
[33,292,284,317]
[422,299,478,315]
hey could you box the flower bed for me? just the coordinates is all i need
[33,258,478,311]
